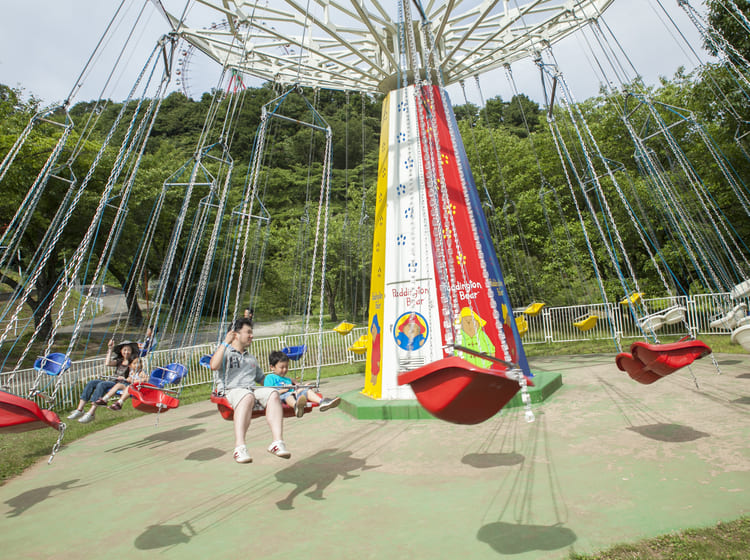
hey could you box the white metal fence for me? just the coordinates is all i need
[2,292,745,409]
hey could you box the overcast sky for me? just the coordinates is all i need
[0,0,709,108]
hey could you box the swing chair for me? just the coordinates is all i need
[0,390,65,433]
[0,351,69,432]
[333,322,355,335]
[730,324,750,352]
[620,292,643,306]
[199,355,319,420]
[616,339,712,384]
[536,48,718,380]
[33,353,72,377]
[709,302,747,330]
[662,305,688,325]
[730,279,750,300]
[398,346,533,425]
[573,313,598,332]
[348,334,368,354]
[515,315,529,336]
[128,362,187,414]
[281,345,307,361]
[523,302,546,317]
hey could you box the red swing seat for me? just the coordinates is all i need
[210,390,320,421]
[397,356,533,425]
[616,339,712,384]
[0,390,63,433]
[128,383,181,413]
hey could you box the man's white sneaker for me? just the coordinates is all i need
[267,440,291,459]
[67,410,84,420]
[78,412,95,423]
[233,445,253,464]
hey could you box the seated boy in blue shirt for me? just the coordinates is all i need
[264,350,341,417]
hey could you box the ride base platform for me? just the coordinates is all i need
[339,370,563,420]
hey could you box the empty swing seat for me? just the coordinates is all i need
[620,292,643,306]
[573,315,598,332]
[397,356,533,425]
[348,335,368,354]
[33,353,71,376]
[333,322,355,335]
[199,355,212,369]
[731,324,750,352]
[662,306,687,325]
[639,313,665,332]
[615,339,712,384]
[709,303,747,330]
[515,315,529,336]
[0,390,63,433]
[282,345,306,361]
[730,279,750,300]
[523,302,546,317]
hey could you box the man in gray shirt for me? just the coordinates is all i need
[210,317,291,463]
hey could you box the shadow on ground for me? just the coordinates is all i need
[274,448,379,510]
[627,423,709,442]
[462,452,525,468]
[4,479,86,518]
[477,521,577,554]
[135,521,197,550]
[107,424,206,452]
[185,448,224,461]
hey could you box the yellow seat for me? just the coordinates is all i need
[573,315,598,332]
[348,334,369,355]
[515,315,529,336]
[619,292,643,306]
[523,302,546,317]
[333,321,355,335]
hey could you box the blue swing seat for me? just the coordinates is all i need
[148,362,188,388]
[33,353,71,376]
[282,345,306,361]
[199,355,212,369]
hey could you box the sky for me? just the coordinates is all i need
[0,0,709,109]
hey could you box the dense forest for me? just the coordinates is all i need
[1,1,750,345]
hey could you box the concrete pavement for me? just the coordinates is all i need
[1,353,748,558]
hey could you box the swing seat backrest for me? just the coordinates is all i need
[282,345,306,360]
[148,363,188,388]
[33,353,71,376]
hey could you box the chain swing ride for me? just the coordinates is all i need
[2,0,750,442]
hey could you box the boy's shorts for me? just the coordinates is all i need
[226,386,278,410]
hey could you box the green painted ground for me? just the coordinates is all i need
[0,354,748,559]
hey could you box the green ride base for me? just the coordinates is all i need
[339,370,563,420]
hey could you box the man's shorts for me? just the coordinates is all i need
[226,386,278,410]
